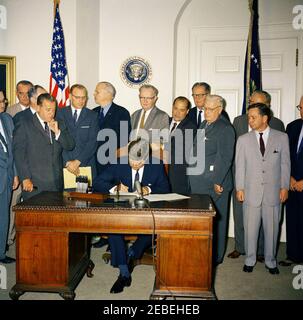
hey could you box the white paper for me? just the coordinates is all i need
[144,193,190,202]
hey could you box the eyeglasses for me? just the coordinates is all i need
[139,96,156,101]
[296,105,303,111]
[204,106,221,112]
[192,93,207,98]
[71,94,87,100]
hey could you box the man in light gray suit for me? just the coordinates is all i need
[189,95,235,265]
[235,103,290,274]
[228,90,285,261]
[131,84,169,144]
[6,80,33,117]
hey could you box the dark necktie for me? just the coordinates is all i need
[197,110,202,128]
[259,132,265,156]
[0,131,8,153]
[44,122,52,144]
[170,121,177,133]
[73,109,78,125]
[99,108,104,128]
[133,170,140,191]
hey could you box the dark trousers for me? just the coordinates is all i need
[108,234,152,267]
[286,191,303,262]
[0,186,11,259]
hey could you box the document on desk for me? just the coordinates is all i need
[109,191,138,197]
[63,166,92,189]
[144,193,190,202]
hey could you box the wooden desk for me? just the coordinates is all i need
[10,191,216,300]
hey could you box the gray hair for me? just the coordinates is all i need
[251,90,271,106]
[98,81,116,99]
[205,94,224,108]
[139,84,159,97]
[28,85,46,99]
[16,80,33,90]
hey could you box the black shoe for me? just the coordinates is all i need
[279,259,293,267]
[110,275,132,294]
[0,256,16,264]
[265,265,279,275]
[92,238,108,248]
[243,265,254,273]
[257,255,265,263]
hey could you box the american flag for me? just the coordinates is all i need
[241,0,262,114]
[49,4,70,108]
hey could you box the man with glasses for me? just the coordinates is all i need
[279,96,303,266]
[131,84,169,144]
[188,82,230,128]
[6,80,33,117]
[57,84,99,180]
[189,95,235,265]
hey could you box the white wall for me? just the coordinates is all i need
[99,0,186,113]
[0,0,77,95]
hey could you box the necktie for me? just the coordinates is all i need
[99,108,104,128]
[259,132,265,156]
[139,110,146,129]
[170,122,177,133]
[73,109,78,125]
[0,132,8,153]
[197,110,202,128]
[133,170,140,191]
[44,122,52,144]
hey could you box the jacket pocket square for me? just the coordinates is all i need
[81,126,90,129]
[273,150,279,153]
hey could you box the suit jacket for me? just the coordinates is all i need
[167,117,196,194]
[187,107,230,128]
[93,157,170,194]
[286,118,303,181]
[13,113,75,198]
[13,107,35,129]
[0,113,15,194]
[57,106,99,179]
[235,129,290,207]
[131,106,169,141]
[189,117,235,200]
[6,103,26,118]
[233,114,285,138]
[93,103,131,173]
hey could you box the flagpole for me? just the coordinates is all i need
[54,0,60,16]
[245,0,254,110]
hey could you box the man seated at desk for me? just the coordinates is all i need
[93,138,170,294]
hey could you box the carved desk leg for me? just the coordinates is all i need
[59,290,76,300]
[9,286,24,300]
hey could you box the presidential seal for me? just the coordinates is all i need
[120,56,152,88]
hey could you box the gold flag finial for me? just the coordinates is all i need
[53,0,60,16]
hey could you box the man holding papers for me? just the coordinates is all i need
[57,84,99,180]
[93,139,170,294]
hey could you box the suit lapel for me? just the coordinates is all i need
[144,107,157,129]
[0,116,11,154]
[249,131,263,160]
[76,107,87,126]
[33,114,53,142]
[264,129,274,158]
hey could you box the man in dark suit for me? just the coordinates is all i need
[280,96,303,266]
[189,95,235,265]
[228,90,285,261]
[188,82,230,128]
[93,139,170,294]
[167,96,196,195]
[57,84,99,180]
[7,85,47,247]
[13,93,75,200]
[0,112,19,263]
[93,81,131,175]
